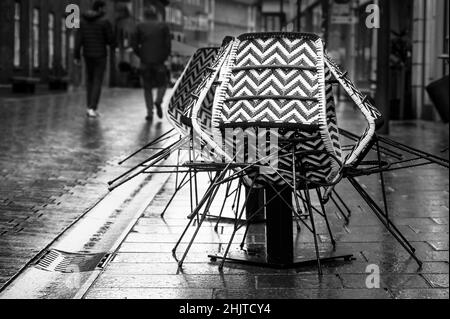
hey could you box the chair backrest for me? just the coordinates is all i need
[166,47,219,136]
[324,53,384,166]
[190,39,236,161]
[205,32,343,185]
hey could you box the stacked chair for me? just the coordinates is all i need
[108,45,222,216]
[109,32,449,275]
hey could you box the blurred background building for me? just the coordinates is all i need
[0,0,92,92]
[0,0,448,123]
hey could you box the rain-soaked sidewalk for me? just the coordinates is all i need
[83,107,449,300]
[0,89,172,289]
[0,89,448,299]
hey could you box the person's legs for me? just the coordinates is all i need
[155,86,166,119]
[141,64,154,120]
[89,58,107,112]
[85,58,95,110]
[153,64,168,119]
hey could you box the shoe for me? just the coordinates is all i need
[87,109,98,118]
[155,104,163,119]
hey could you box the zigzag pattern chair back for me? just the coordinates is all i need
[206,33,343,186]
[166,47,219,136]
[190,39,236,161]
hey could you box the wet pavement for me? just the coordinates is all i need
[82,106,449,299]
[0,88,172,290]
[0,89,448,299]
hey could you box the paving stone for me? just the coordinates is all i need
[340,274,430,289]
[213,288,392,299]
[256,274,343,289]
[422,274,449,288]
[2,95,448,299]
[0,89,173,289]
[93,274,257,289]
[389,289,449,299]
[85,288,213,299]
[426,241,449,251]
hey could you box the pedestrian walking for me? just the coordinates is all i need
[74,0,115,118]
[131,7,171,122]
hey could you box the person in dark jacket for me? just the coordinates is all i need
[131,6,171,122]
[74,0,115,118]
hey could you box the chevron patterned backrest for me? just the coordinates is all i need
[220,34,323,126]
[166,47,219,135]
[208,33,342,185]
[190,39,236,162]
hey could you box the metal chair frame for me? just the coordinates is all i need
[107,32,449,275]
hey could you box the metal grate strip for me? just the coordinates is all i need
[35,249,109,273]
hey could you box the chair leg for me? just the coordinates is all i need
[219,177,257,271]
[349,177,417,253]
[193,168,199,207]
[161,171,191,218]
[333,190,352,216]
[348,177,422,267]
[376,138,390,223]
[292,194,306,230]
[214,178,233,232]
[174,148,181,186]
[172,214,195,256]
[232,179,243,212]
[304,186,323,276]
[292,193,307,232]
[294,217,302,232]
[291,151,304,233]
[317,189,336,249]
[239,223,251,249]
[177,173,223,268]
[172,173,219,255]
[302,191,310,219]
[330,194,350,224]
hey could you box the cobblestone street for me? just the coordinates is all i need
[0,89,448,299]
[0,89,172,289]
[84,106,449,300]
[0,0,448,307]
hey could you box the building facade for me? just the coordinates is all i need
[0,0,91,88]
[207,0,260,46]
[283,0,449,122]
[0,0,263,90]
[165,0,209,48]
[411,0,449,121]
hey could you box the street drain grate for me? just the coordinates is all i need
[35,249,112,273]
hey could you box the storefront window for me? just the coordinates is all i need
[61,18,67,70]
[48,13,55,69]
[32,8,40,68]
[355,4,374,85]
[13,1,21,68]
[444,1,449,75]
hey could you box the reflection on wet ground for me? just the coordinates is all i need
[0,89,172,288]
[84,104,449,299]
[0,89,448,299]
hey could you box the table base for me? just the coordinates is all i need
[208,250,354,270]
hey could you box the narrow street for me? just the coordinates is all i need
[81,107,449,299]
[0,89,172,290]
[0,0,448,308]
[0,91,447,299]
